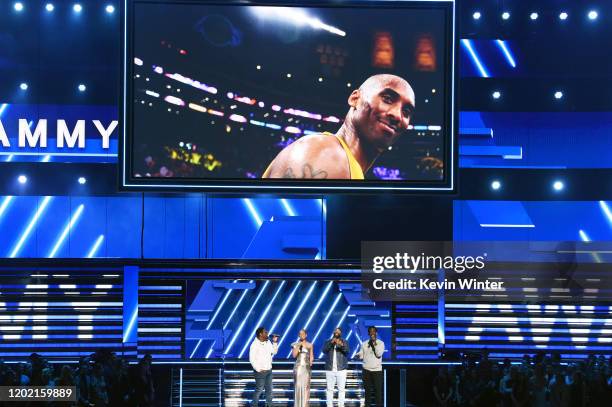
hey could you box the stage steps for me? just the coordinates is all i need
[171,366,222,407]
[223,368,365,406]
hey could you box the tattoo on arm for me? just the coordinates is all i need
[283,164,328,179]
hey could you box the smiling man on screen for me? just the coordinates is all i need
[262,74,416,180]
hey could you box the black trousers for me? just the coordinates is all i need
[362,369,384,406]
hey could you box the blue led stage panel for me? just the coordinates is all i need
[459,112,612,168]
[444,303,612,360]
[454,201,612,242]
[0,269,128,360]
[207,197,325,259]
[0,195,324,259]
[183,279,391,361]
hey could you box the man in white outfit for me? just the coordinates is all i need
[322,327,350,407]
[249,327,278,406]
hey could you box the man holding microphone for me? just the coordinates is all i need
[356,326,385,406]
[249,327,279,406]
[323,327,350,407]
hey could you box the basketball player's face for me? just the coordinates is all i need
[354,79,415,151]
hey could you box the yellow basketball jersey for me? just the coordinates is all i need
[261,132,364,180]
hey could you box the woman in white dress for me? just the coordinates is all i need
[291,329,314,407]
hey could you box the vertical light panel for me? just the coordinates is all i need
[123,266,139,344]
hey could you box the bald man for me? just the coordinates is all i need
[262,74,415,179]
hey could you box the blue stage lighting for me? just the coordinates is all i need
[10,196,53,258]
[501,12,510,20]
[310,292,343,346]
[73,4,82,13]
[559,12,568,21]
[496,40,517,68]
[18,175,27,184]
[277,282,318,349]
[472,11,481,20]
[578,229,591,242]
[461,39,490,78]
[588,11,598,20]
[491,180,501,190]
[86,234,105,258]
[105,5,115,14]
[269,281,302,335]
[19,83,28,91]
[492,91,501,100]
[238,281,286,358]
[78,177,86,185]
[553,180,564,191]
[48,204,84,258]
[45,3,54,12]
[243,198,263,227]
[205,280,237,331]
[600,201,612,224]
[205,280,254,358]
[530,12,539,20]
[0,196,15,220]
[224,281,270,355]
[78,84,86,92]
[554,91,563,100]
[280,198,296,216]
[14,2,24,12]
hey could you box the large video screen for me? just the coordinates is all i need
[122,0,456,192]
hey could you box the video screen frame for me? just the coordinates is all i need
[120,0,458,193]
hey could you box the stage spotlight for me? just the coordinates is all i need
[472,11,481,20]
[502,12,510,20]
[559,12,568,20]
[553,180,564,191]
[45,3,54,12]
[530,12,539,20]
[554,91,563,100]
[492,91,501,99]
[347,83,352,87]
[78,84,86,92]
[20,83,28,91]
[78,177,87,185]
[18,175,27,184]
[73,4,82,13]
[105,5,115,14]
[318,77,323,82]
[286,73,292,78]
[588,10,598,20]
[256,65,261,70]
[491,180,501,191]
[14,2,24,12]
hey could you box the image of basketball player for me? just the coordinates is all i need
[262,74,415,180]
